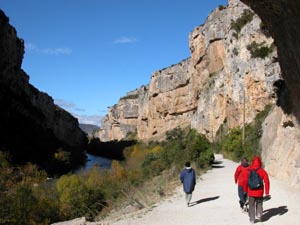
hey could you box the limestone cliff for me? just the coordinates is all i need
[239,0,300,189]
[0,10,87,173]
[97,0,300,187]
[98,0,280,142]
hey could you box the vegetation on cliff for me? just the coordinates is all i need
[247,41,275,59]
[215,104,272,162]
[231,9,254,39]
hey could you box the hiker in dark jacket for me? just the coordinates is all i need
[234,157,250,212]
[247,156,270,224]
[180,161,196,207]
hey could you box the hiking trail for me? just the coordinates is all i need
[103,154,300,225]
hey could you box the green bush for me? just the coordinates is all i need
[220,127,243,161]
[247,41,275,59]
[142,152,164,177]
[141,128,214,176]
[0,157,59,225]
[218,5,226,10]
[56,174,105,220]
[231,9,254,38]
[260,22,271,37]
[185,129,214,168]
[216,105,272,162]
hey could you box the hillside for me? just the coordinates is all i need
[79,124,99,137]
[0,10,87,173]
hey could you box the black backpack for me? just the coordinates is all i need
[248,168,263,189]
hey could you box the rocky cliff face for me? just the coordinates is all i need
[261,106,300,188]
[240,0,300,123]
[239,0,300,189]
[97,0,300,187]
[98,0,280,142]
[0,10,87,173]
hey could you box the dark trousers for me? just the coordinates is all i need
[238,186,247,208]
[248,196,263,222]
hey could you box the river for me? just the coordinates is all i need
[76,153,112,173]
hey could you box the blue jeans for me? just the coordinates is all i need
[238,186,247,208]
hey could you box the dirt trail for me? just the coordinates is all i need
[105,154,300,225]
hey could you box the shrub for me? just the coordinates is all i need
[231,9,254,38]
[0,151,10,168]
[247,41,275,59]
[56,174,105,220]
[215,105,272,162]
[218,5,226,10]
[0,158,59,225]
[141,152,164,177]
[185,129,214,168]
[260,22,271,37]
[220,127,243,161]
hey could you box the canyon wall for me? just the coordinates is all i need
[0,10,87,173]
[98,0,300,187]
[98,0,280,142]
[239,0,300,189]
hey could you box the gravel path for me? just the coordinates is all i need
[106,154,300,225]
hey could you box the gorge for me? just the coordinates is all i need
[96,0,300,188]
[1,0,299,187]
[0,10,87,174]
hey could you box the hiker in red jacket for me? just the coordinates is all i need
[234,157,250,212]
[247,156,270,224]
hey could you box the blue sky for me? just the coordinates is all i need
[1,0,227,126]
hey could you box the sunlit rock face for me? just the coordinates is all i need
[98,0,280,142]
[0,10,87,173]
[240,0,300,122]
[97,0,300,187]
[240,0,300,188]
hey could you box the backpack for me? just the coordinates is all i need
[248,168,263,189]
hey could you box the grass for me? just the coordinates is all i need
[97,164,207,223]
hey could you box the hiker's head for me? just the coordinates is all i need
[185,161,191,168]
[252,156,262,167]
[242,157,248,164]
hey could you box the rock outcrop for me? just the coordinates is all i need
[98,0,280,142]
[240,0,300,123]
[239,0,300,189]
[97,0,300,187]
[0,10,87,173]
[261,106,300,188]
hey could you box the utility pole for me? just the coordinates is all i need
[242,85,246,148]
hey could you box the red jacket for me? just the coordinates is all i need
[234,162,249,192]
[247,156,270,197]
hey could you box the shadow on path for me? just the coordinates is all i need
[211,160,224,169]
[212,165,225,168]
[262,205,288,222]
[189,196,220,207]
[212,160,223,164]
